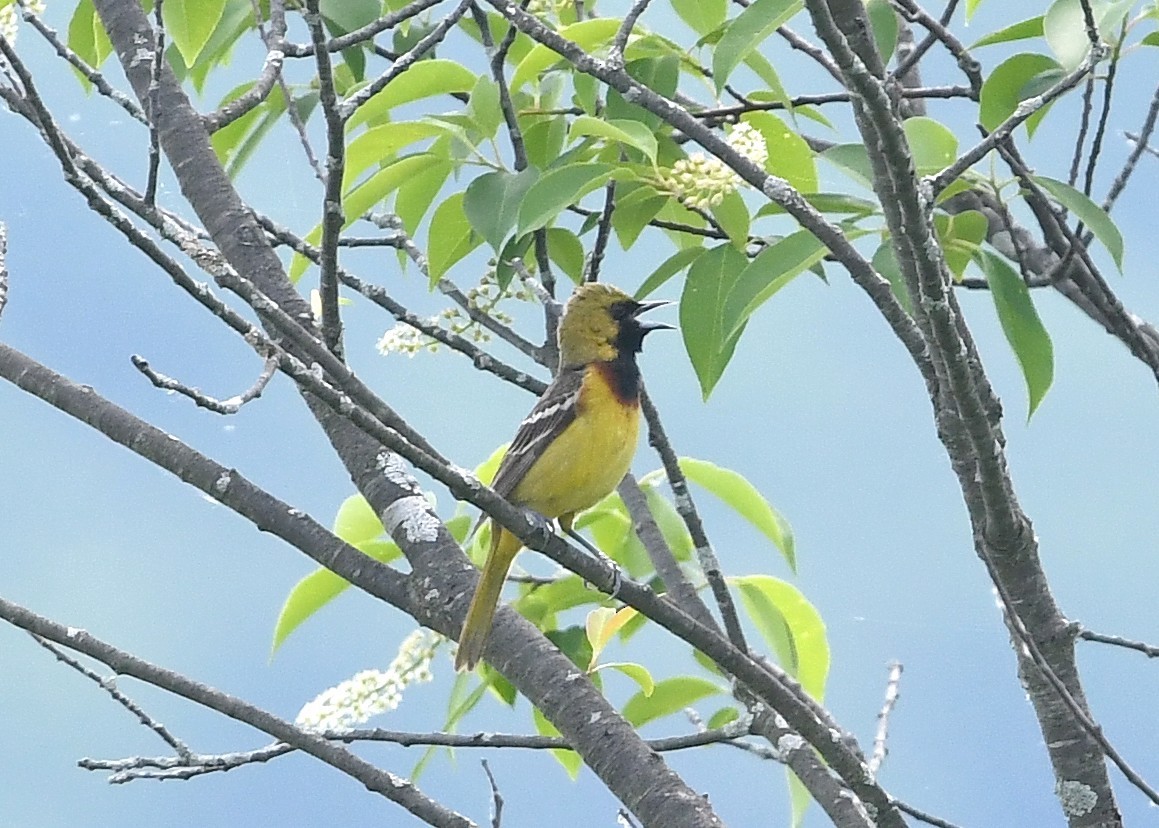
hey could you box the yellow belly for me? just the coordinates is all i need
[509,370,640,518]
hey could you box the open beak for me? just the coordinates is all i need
[632,299,675,332]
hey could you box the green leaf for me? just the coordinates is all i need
[516,163,616,235]
[872,240,912,314]
[467,75,502,139]
[672,0,727,35]
[680,244,750,399]
[585,607,639,662]
[291,153,442,280]
[636,246,705,299]
[978,250,1055,419]
[1032,176,1124,270]
[721,231,828,342]
[321,0,379,34]
[680,458,795,571]
[343,122,450,189]
[533,706,582,778]
[732,575,828,699]
[706,706,740,729]
[164,0,227,67]
[903,116,958,177]
[970,15,1044,48]
[594,662,656,696]
[347,60,477,130]
[522,116,569,170]
[67,0,114,82]
[622,676,724,727]
[1044,0,1094,70]
[569,116,658,165]
[512,18,620,89]
[741,112,818,193]
[713,0,803,93]
[865,0,899,63]
[271,538,401,655]
[463,169,540,251]
[756,192,878,218]
[332,494,384,544]
[820,144,874,188]
[428,192,481,284]
[979,53,1064,136]
[965,0,986,21]
[545,227,586,283]
[936,210,988,282]
[710,190,751,248]
[395,157,454,237]
[612,186,668,250]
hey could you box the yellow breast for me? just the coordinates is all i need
[510,365,640,518]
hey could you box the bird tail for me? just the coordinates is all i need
[454,525,519,671]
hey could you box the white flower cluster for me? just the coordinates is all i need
[659,122,769,211]
[295,629,439,732]
[376,269,535,357]
[0,1,46,46]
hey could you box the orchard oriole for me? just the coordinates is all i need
[454,283,670,671]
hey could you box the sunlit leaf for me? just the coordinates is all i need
[164,0,227,67]
[512,18,621,89]
[713,0,803,93]
[569,116,658,165]
[680,458,795,571]
[732,575,828,700]
[903,117,958,177]
[622,676,724,727]
[970,15,1044,48]
[741,112,818,194]
[428,192,481,284]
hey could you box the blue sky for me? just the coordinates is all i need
[3,2,1159,826]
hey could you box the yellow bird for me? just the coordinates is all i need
[455,283,670,671]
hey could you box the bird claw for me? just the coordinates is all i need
[563,524,623,599]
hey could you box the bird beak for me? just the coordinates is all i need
[632,299,674,332]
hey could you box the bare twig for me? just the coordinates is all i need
[282,0,445,57]
[481,760,503,828]
[1103,84,1159,213]
[609,0,651,66]
[304,0,345,357]
[892,800,965,828]
[2,598,473,826]
[143,0,163,206]
[338,0,473,121]
[202,1,287,133]
[0,222,7,322]
[17,0,146,124]
[30,634,193,760]
[868,661,903,777]
[586,178,617,283]
[929,47,1105,196]
[1077,628,1159,658]
[131,353,279,414]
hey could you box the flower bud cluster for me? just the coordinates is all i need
[659,122,769,210]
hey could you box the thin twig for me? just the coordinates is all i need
[586,178,616,282]
[143,0,163,206]
[1103,84,1159,212]
[1,598,473,826]
[304,0,345,357]
[17,0,146,124]
[891,799,964,828]
[1068,74,1096,188]
[0,221,7,322]
[868,661,903,777]
[481,760,503,828]
[1077,628,1159,658]
[131,353,279,414]
[202,0,287,133]
[609,0,651,66]
[282,0,445,57]
[338,0,473,121]
[30,634,194,760]
[929,46,1104,196]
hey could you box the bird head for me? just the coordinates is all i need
[557,283,672,368]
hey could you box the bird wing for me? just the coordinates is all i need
[490,365,586,499]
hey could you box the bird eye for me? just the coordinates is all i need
[610,301,635,320]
